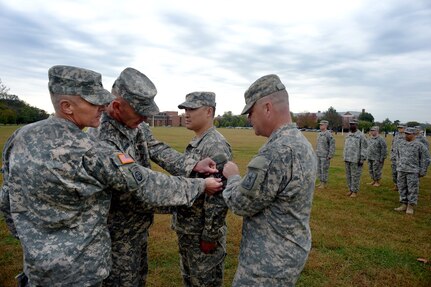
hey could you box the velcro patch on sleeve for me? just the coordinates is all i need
[118,153,135,164]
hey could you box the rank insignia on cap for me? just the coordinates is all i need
[118,153,135,164]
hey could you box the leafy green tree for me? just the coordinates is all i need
[358,111,374,123]
[358,120,373,133]
[381,118,393,132]
[322,106,342,131]
[406,121,420,127]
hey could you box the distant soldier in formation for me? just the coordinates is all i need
[393,127,430,215]
[390,124,405,191]
[315,120,335,189]
[343,119,368,198]
[366,126,387,187]
[414,126,430,149]
[173,92,232,287]
[222,74,317,286]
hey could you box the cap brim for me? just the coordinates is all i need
[241,102,254,115]
[82,88,115,105]
[135,101,160,116]
[178,102,203,109]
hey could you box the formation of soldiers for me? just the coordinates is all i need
[316,120,430,215]
[0,67,316,287]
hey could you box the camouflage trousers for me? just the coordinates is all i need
[368,160,384,181]
[177,231,227,287]
[317,157,331,183]
[345,162,363,193]
[102,212,153,287]
[391,159,398,184]
[397,171,419,205]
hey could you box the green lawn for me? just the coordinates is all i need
[0,126,430,287]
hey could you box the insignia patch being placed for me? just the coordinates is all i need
[118,153,134,164]
[130,165,144,184]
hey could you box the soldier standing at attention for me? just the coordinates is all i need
[89,68,219,287]
[315,120,335,189]
[343,119,368,198]
[390,124,406,191]
[366,126,387,187]
[173,92,232,287]
[394,127,430,215]
[0,65,222,287]
[222,74,317,287]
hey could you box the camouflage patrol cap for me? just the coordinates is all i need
[178,92,216,109]
[397,124,405,128]
[113,67,159,116]
[414,125,423,131]
[349,119,358,124]
[404,127,416,134]
[48,65,115,105]
[319,120,329,125]
[370,126,379,131]
[241,74,286,115]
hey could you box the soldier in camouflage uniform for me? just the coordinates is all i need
[89,68,206,287]
[222,74,317,287]
[414,126,429,149]
[390,124,405,191]
[366,126,387,187]
[0,65,222,287]
[173,92,232,287]
[343,120,368,198]
[315,120,335,189]
[394,127,430,215]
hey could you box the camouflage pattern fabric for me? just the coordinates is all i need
[396,140,430,175]
[390,133,405,184]
[223,124,316,286]
[367,135,387,181]
[316,130,335,183]
[343,130,367,193]
[172,126,232,287]
[397,172,419,205]
[345,162,363,193]
[89,112,190,287]
[0,116,206,286]
[416,134,429,149]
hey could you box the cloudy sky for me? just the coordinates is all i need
[0,0,430,123]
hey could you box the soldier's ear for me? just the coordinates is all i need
[59,99,73,115]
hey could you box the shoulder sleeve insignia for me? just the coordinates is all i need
[242,172,258,190]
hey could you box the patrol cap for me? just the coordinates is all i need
[48,65,115,105]
[415,125,423,131]
[241,74,286,115]
[319,120,329,125]
[113,67,159,116]
[178,92,216,109]
[349,119,358,124]
[397,124,405,128]
[370,126,379,131]
[404,127,416,134]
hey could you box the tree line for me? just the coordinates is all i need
[0,79,49,124]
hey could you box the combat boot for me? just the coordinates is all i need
[372,180,381,187]
[394,203,407,212]
[367,181,375,185]
[392,184,398,191]
[318,183,326,189]
[350,192,357,198]
[406,204,414,215]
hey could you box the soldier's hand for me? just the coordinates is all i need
[204,178,223,195]
[222,161,240,178]
[194,157,218,175]
[200,240,218,254]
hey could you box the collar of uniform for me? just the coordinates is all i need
[104,112,139,141]
[188,126,216,148]
[268,123,297,142]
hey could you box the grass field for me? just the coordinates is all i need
[0,125,430,287]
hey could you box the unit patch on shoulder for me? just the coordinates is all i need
[130,165,145,184]
[118,153,135,164]
[241,171,257,190]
